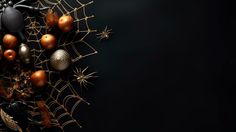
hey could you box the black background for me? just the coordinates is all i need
[62,0,235,131]
[77,0,236,132]
[2,0,235,132]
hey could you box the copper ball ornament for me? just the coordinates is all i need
[46,9,59,27]
[3,34,18,49]
[58,15,74,32]
[40,34,57,49]
[4,49,16,61]
[30,70,47,87]
[50,49,71,71]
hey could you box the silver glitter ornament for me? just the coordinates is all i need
[50,49,71,71]
[18,43,31,64]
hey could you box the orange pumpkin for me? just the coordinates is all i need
[58,15,74,32]
[30,70,47,87]
[3,34,18,49]
[4,49,16,61]
[40,34,57,49]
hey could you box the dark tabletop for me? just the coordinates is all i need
[31,0,235,131]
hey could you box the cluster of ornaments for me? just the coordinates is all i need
[0,0,105,130]
[44,9,74,71]
[0,9,74,88]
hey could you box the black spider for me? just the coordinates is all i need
[0,0,48,41]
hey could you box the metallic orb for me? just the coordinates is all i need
[31,70,47,87]
[18,43,31,64]
[50,49,71,71]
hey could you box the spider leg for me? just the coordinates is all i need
[87,71,97,76]
[75,67,79,73]
[73,75,78,78]
[99,36,103,39]
[14,0,28,6]
[79,68,83,73]
[82,66,89,73]
[87,75,98,79]
[97,36,103,40]
[73,67,79,74]
[86,81,94,85]
[99,37,104,41]
[104,26,108,31]
[73,69,77,74]
[96,33,103,36]
[84,80,94,88]
[79,81,84,88]
[14,5,49,11]
[107,29,113,32]
[82,83,88,88]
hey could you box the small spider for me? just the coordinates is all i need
[73,67,97,88]
[96,26,113,40]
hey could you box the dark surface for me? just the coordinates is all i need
[1,0,234,131]
[78,0,236,132]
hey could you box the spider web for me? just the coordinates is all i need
[21,0,97,131]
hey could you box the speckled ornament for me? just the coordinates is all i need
[50,49,71,71]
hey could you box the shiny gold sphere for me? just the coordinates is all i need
[3,34,18,49]
[40,34,57,50]
[58,15,74,32]
[4,49,16,61]
[46,9,59,27]
[31,70,47,88]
